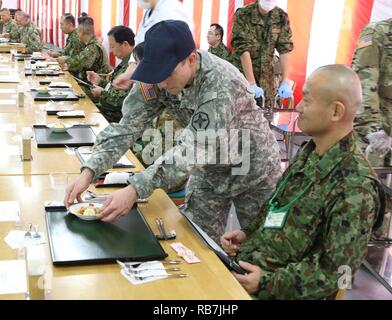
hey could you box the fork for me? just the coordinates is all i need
[24,223,33,238]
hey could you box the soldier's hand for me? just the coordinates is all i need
[98,186,138,222]
[64,168,94,208]
[113,72,134,90]
[87,71,100,85]
[47,50,59,58]
[250,84,264,99]
[221,230,247,257]
[232,262,261,294]
[91,85,103,98]
[366,130,392,156]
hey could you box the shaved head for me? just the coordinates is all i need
[307,64,362,121]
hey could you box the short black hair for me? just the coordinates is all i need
[132,42,144,62]
[210,23,224,39]
[107,25,135,47]
[63,13,76,26]
[78,16,94,35]
[78,13,90,25]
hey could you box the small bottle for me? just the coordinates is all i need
[21,127,33,161]
[17,84,25,108]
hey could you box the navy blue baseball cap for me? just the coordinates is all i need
[131,20,196,84]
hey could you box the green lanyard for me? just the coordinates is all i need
[268,172,314,213]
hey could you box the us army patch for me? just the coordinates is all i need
[358,37,372,49]
[192,112,210,131]
[139,82,157,101]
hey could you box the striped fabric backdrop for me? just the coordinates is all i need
[18,0,392,103]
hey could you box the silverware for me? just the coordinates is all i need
[33,225,41,239]
[126,272,189,281]
[117,260,182,269]
[24,223,32,239]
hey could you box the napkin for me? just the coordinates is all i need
[104,172,130,185]
[5,230,46,250]
[57,110,85,118]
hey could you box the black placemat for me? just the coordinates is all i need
[45,206,167,265]
[33,125,96,147]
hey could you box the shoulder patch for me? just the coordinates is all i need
[139,82,157,101]
[192,112,210,131]
[358,37,373,49]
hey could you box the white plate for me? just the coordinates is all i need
[46,122,73,133]
[68,203,103,221]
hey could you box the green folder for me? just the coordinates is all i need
[45,207,167,265]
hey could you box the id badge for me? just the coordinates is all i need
[264,210,288,229]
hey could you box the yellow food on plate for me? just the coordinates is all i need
[76,204,101,216]
[52,123,66,129]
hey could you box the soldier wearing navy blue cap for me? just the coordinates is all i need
[65,20,282,242]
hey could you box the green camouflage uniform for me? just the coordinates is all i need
[353,19,392,147]
[2,19,16,34]
[97,54,132,123]
[208,42,230,61]
[237,133,383,299]
[8,21,21,42]
[66,37,110,82]
[59,30,85,57]
[19,22,41,53]
[230,3,293,106]
[83,50,282,242]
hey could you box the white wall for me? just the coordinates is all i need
[2,0,18,9]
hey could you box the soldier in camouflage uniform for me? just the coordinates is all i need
[353,19,392,164]
[87,26,135,123]
[58,17,109,84]
[17,12,41,53]
[8,10,22,42]
[64,21,282,242]
[0,8,18,39]
[207,23,230,61]
[230,0,294,107]
[48,14,84,59]
[221,65,385,299]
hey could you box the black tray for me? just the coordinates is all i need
[25,70,60,77]
[45,206,168,265]
[33,125,96,147]
[32,90,79,101]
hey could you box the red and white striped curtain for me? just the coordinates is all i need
[18,0,392,102]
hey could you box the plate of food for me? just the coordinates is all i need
[48,90,70,98]
[46,122,73,133]
[68,203,103,221]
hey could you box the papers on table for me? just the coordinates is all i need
[119,261,168,285]
[0,99,17,105]
[0,75,20,83]
[4,230,46,250]
[0,201,20,222]
[0,123,17,132]
[0,89,17,94]
[0,260,28,295]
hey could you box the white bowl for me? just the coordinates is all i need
[68,203,103,221]
[46,122,73,133]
